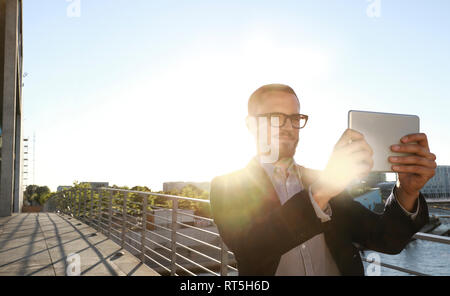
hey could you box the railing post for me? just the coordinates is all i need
[58,194,61,212]
[90,189,94,225]
[66,192,69,214]
[170,198,178,276]
[83,188,87,222]
[71,190,75,216]
[220,239,229,276]
[122,192,127,248]
[141,194,147,263]
[56,194,59,213]
[63,192,66,214]
[77,189,81,218]
[97,190,102,232]
[108,191,113,239]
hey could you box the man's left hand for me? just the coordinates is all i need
[389,133,437,212]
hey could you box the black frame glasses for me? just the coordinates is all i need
[253,112,309,129]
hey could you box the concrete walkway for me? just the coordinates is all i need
[0,213,160,276]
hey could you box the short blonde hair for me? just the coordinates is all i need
[248,84,299,115]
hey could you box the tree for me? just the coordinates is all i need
[24,185,51,206]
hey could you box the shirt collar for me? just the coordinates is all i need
[257,156,300,179]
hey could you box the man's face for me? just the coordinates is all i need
[254,91,300,159]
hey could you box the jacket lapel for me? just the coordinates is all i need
[245,157,281,208]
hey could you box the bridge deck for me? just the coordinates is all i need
[0,213,160,276]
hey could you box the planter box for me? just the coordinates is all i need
[22,205,43,213]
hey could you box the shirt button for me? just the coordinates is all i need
[302,244,306,249]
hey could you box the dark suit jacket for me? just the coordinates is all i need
[209,157,429,276]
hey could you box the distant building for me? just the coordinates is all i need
[421,166,450,199]
[370,165,450,200]
[81,182,109,189]
[57,186,72,192]
[163,181,210,192]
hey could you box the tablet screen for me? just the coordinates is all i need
[348,110,420,172]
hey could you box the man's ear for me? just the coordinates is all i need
[246,116,257,138]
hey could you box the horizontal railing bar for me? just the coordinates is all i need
[124,233,143,247]
[143,253,172,272]
[174,262,197,276]
[125,227,143,237]
[125,222,141,231]
[175,221,220,237]
[413,232,450,245]
[144,220,172,233]
[144,237,173,253]
[145,212,173,222]
[111,208,122,213]
[227,265,238,272]
[175,211,214,223]
[109,230,122,241]
[144,229,172,242]
[89,220,100,227]
[175,231,221,251]
[143,245,172,264]
[125,201,143,206]
[124,240,142,254]
[98,188,210,203]
[124,212,141,219]
[150,204,169,209]
[175,241,221,264]
[122,219,139,226]
[362,257,430,276]
[175,252,219,276]
[110,221,122,229]
[125,208,142,214]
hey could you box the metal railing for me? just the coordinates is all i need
[49,187,450,276]
[50,187,237,276]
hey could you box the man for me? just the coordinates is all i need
[209,84,436,276]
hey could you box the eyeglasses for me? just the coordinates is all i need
[253,112,309,129]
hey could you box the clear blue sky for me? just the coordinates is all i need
[22,0,450,191]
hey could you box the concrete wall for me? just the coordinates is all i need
[0,0,23,217]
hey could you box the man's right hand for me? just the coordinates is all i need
[311,129,374,209]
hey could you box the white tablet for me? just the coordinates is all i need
[348,110,420,172]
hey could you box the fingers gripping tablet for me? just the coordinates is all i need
[348,110,420,172]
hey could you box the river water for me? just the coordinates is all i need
[362,207,450,276]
